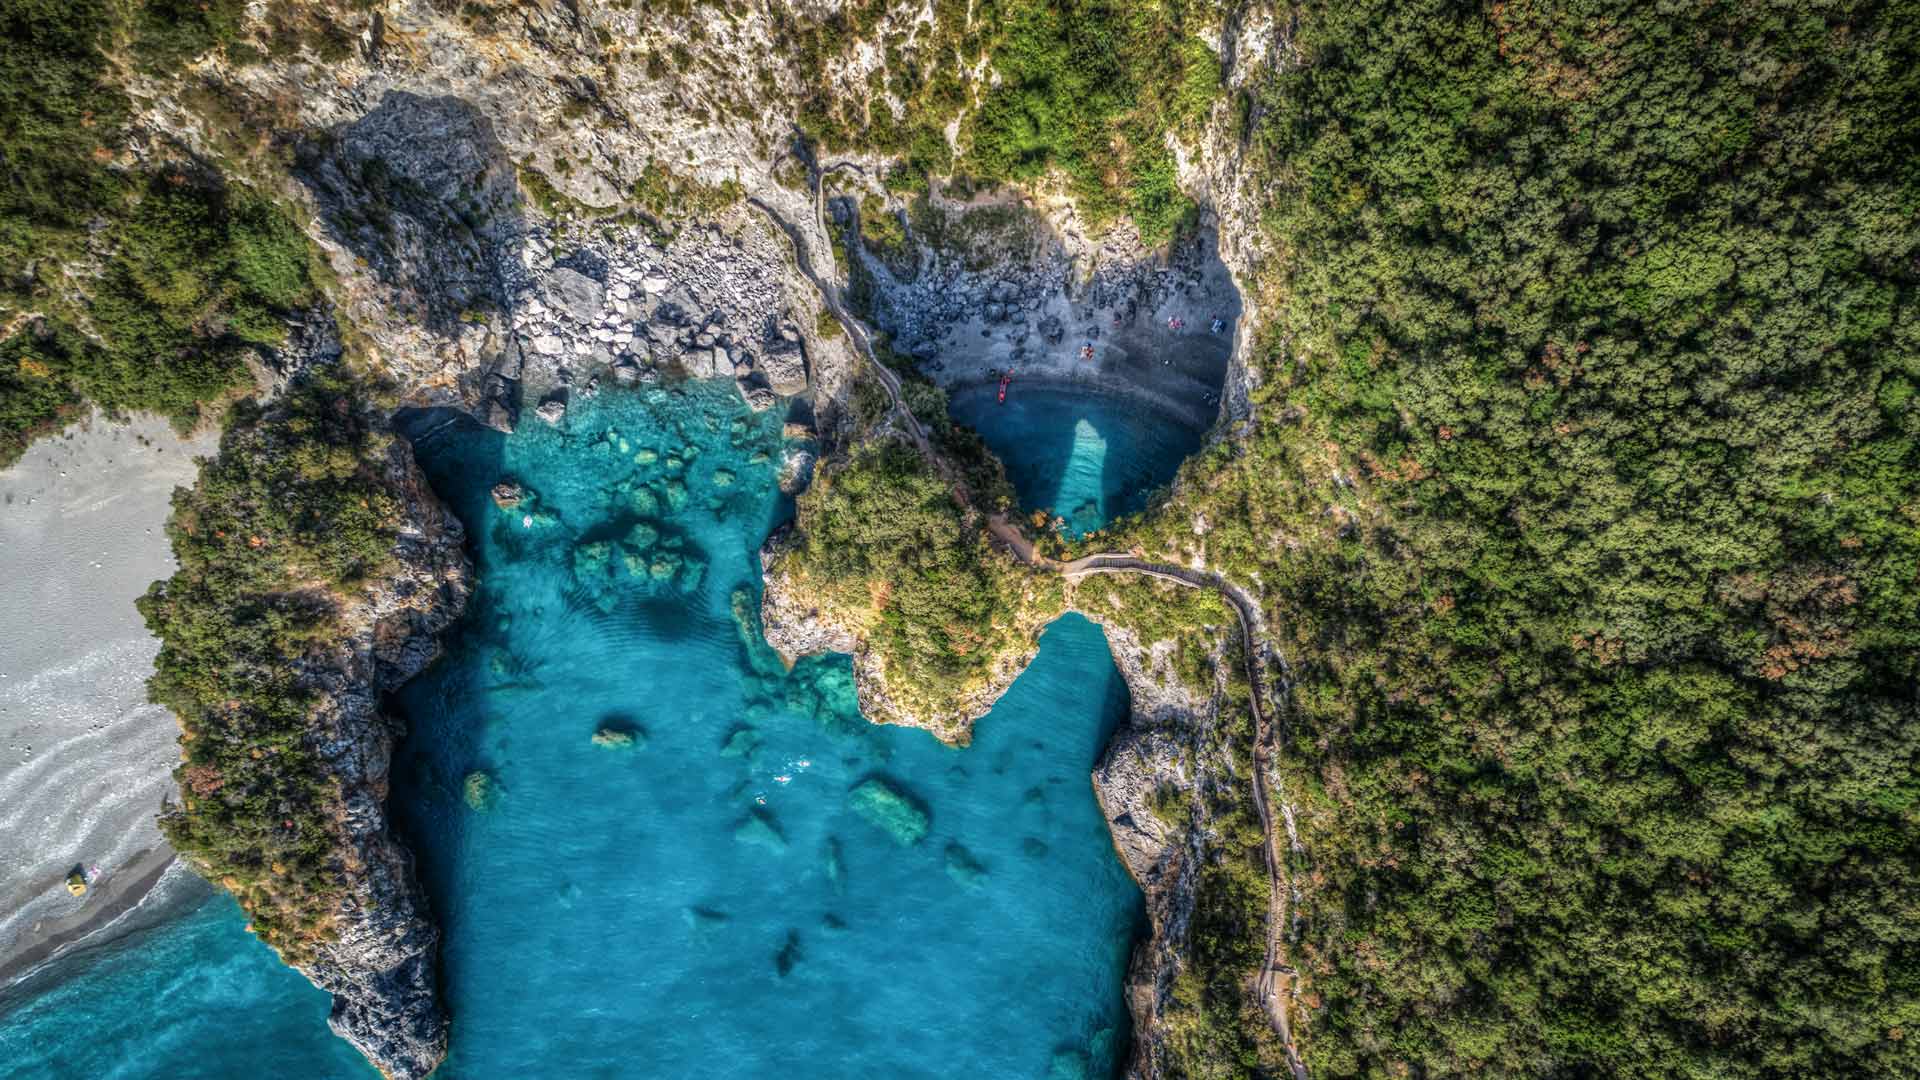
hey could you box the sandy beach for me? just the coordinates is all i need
[0,412,216,994]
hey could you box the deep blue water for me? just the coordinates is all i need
[0,384,1144,1078]
[948,383,1205,536]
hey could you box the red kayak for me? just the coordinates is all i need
[997,371,1012,404]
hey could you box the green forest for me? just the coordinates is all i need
[1107,0,1920,1075]
[0,0,302,465]
[138,367,400,962]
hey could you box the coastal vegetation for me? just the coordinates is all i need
[0,0,315,465]
[782,0,1222,245]
[1076,577,1289,1076]
[138,365,401,962]
[776,439,1058,736]
[1096,1,1920,1075]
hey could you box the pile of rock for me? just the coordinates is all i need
[569,522,707,610]
[490,213,815,427]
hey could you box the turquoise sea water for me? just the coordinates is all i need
[0,894,367,1078]
[392,384,1142,1078]
[0,383,1145,1078]
[948,383,1205,536]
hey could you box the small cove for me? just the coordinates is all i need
[949,381,1208,537]
[0,382,1159,1076]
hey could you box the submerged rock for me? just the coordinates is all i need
[734,808,788,852]
[822,836,844,890]
[489,480,523,509]
[773,930,803,977]
[945,842,988,889]
[683,905,730,932]
[719,726,762,759]
[1048,1050,1091,1080]
[847,779,930,846]
[463,770,497,812]
[571,521,705,602]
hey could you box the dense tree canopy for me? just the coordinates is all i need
[1112,1,1920,1075]
[0,0,303,465]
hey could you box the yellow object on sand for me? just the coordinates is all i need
[66,870,87,897]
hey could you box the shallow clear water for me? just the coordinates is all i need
[948,383,1206,535]
[395,385,1142,1078]
[0,894,367,1078]
[0,384,1144,1078]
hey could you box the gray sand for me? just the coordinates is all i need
[0,412,215,991]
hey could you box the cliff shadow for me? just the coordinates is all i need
[294,92,520,339]
[851,191,1240,530]
[383,405,509,950]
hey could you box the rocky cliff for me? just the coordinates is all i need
[1087,623,1212,1080]
[293,429,471,1079]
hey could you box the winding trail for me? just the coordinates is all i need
[751,176,1306,1078]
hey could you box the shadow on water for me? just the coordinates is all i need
[387,405,509,948]
[949,383,1210,536]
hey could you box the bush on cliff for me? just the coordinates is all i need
[0,0,315,465]
[139,364,400,962]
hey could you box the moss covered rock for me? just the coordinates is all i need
[847,779,929,846]
[463,770,498,811]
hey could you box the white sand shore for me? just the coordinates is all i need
[0,412,216,990]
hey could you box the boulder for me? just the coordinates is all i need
[462,771,497,812]
[734,808,787,852]
[540,266,605,322]
[590,726,645,750]
[535,398,567,425]
[847,779,929,846]
[759,337,809,395]
[945,842,988,888]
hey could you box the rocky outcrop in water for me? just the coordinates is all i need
[1085,624,1214,1080]
[294,422,472,1080]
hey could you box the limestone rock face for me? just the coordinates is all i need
[295,423,473,1080]
[1084,620,1226,1080]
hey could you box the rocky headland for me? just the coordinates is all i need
[289,425,472,1079]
